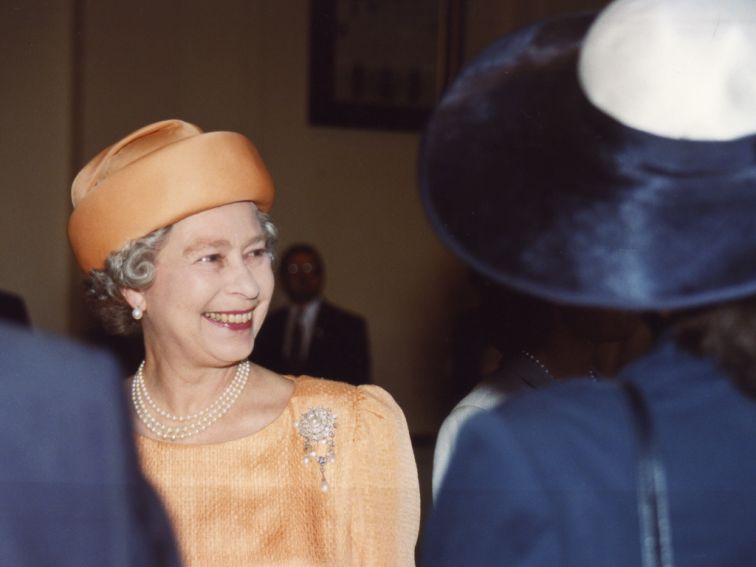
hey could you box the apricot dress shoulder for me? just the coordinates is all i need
[136,377,420,567]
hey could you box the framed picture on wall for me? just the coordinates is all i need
[309,0,464,131]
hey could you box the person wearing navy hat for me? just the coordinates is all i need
[421,0,756,565]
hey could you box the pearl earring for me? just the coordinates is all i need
[131,306,143,320]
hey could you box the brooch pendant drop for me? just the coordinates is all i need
[295,406,337,492]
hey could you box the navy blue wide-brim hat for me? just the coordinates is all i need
[419,0,756,311]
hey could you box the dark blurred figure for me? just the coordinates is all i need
[448,273,650,407]
[0,323,179,566]
[0,289,30,326]
[434,288,646,498]
[420,0,756,564]
[254,244,370,385]
[85,329,145,377]
[448,271,511,405]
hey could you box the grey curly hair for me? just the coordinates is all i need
[85,209,277,335]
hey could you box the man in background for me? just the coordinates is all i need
[253,243,371,385]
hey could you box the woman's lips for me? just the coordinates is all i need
[203,309,254,330]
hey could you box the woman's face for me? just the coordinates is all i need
[127,201,274,368]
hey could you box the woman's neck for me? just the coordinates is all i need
[532,329,597,379]
[139,347,240,417]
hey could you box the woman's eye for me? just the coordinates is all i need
[246,248,267,260]
[198,254,222,264]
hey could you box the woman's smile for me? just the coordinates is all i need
[203,308,255,330]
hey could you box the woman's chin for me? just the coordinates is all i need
[203,329,254,362]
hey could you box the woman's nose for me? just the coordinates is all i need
[227,257,260,299]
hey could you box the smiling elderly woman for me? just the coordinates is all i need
[68,120,420,567]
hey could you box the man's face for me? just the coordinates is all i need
[282,251,323,304]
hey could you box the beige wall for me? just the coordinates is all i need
[0,1,73,333]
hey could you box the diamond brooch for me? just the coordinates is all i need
[295,406,337,492]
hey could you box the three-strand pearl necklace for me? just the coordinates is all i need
[131,360,250,441]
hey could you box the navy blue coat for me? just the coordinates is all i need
[0,324,180,566]
[424,338,756,566]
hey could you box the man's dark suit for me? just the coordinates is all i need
[0,324,179,566]
[425,338,756,566]
[253,301,370,385]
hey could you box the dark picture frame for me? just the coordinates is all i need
[309,0,465,131]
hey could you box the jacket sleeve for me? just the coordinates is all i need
[424,410,555,567]
[432,403,486,501]
[349,385,420,566]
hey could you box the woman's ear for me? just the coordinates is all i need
[121,288,146,312]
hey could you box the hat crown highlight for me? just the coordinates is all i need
[579,0,756,140]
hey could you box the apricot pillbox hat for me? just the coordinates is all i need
[68,119,275,272]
